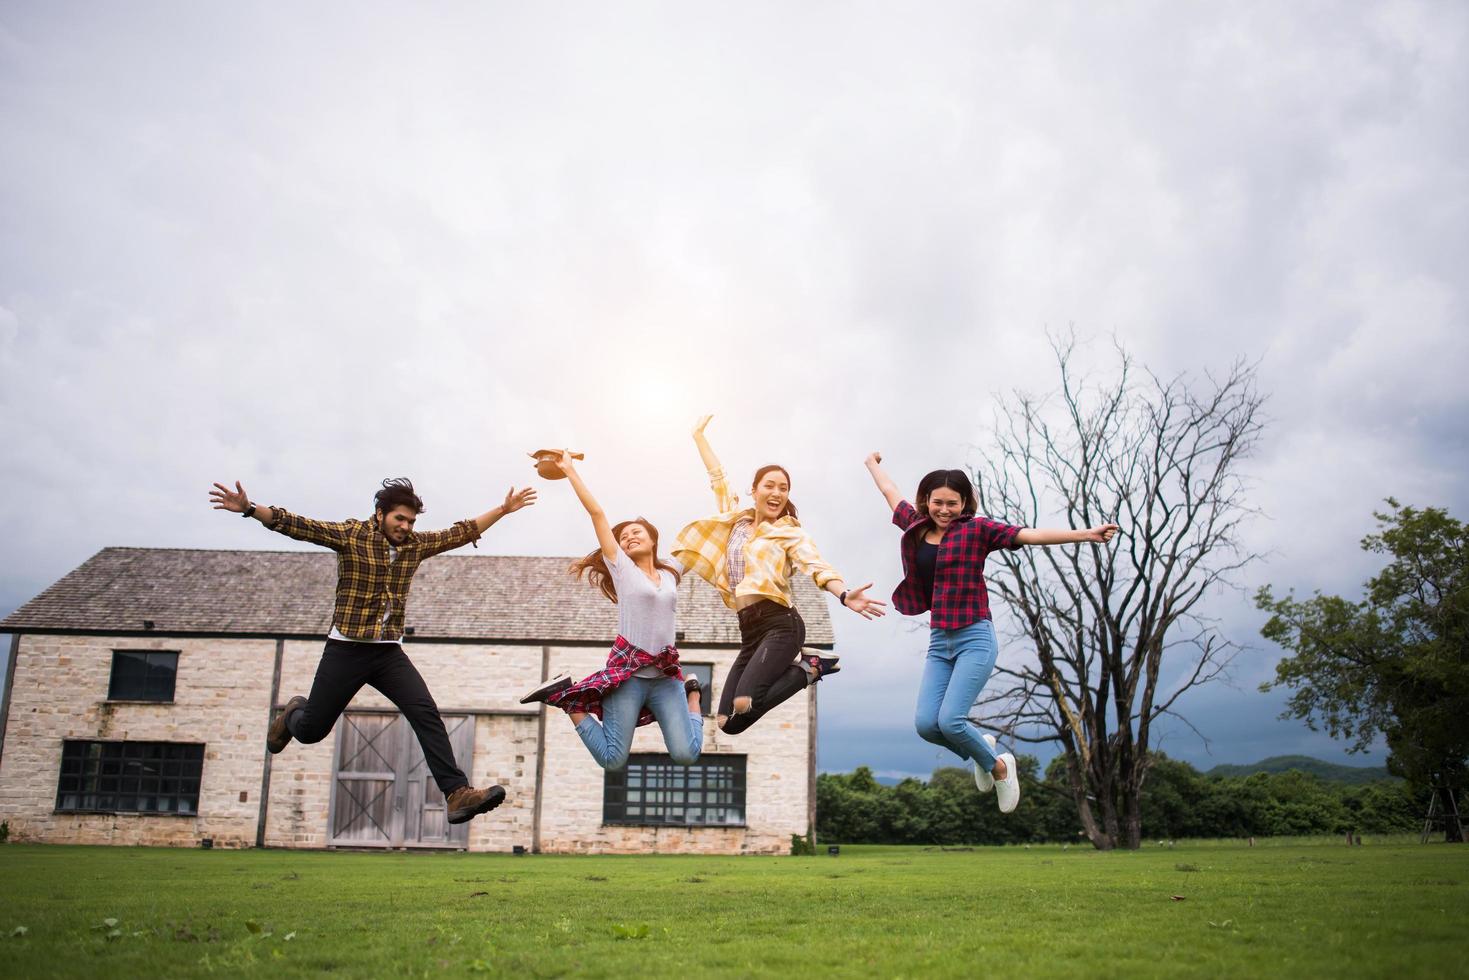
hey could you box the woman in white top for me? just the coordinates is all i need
[519,451,702,770]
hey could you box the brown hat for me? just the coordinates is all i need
[528,449,584,480]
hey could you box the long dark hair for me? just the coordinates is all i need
[751,464,798,520]
[569,518,683,604]
[915,469,977,521]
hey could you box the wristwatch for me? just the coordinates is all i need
[242,503,257,519]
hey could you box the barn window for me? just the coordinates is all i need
[108,650,179,702]
[603,753,745,826]
[55,740,204,815]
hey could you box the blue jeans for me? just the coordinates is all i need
[574,675,703,771]
[914,620,999,769]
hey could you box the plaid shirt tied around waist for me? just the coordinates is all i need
[891,500,1023,629]
[546,635,684,725]
[674,466,842,610]
[265,507,481,642]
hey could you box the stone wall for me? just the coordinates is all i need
[1,635,813,855]
[0,633,274,848]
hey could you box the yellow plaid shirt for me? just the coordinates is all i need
[265,508,481,642]
[673,467,842,610]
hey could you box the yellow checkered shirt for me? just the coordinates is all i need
[673,466,841,610]
[265,508,481,642]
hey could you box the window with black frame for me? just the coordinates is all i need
[55,740,204,815]
[604,753,746,827]
[108,650,179,702]
[681,662,714,715]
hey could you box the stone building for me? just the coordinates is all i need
[0,547,832,854]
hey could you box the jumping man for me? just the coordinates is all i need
[209,476,536,824]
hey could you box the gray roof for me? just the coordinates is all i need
[0,547,835,647]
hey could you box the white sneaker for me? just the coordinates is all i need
[995,752,1020,814]
[973,734,998,793]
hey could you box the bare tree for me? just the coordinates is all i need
[973,336,1266,850]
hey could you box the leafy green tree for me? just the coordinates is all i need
[815,767,887,843]
[1137,754,1210,839]
[817,757,1419,843]
[816,759,1047,845]
[1343,780,1421,835]
[1257,500,1469,840]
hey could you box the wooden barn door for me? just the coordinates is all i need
[328,712,473,849]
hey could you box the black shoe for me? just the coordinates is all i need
[684,676,701,694]
[803,654,840,682]
[267,696,307,754]
[520,675,572,705]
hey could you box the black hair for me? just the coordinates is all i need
[915,469,977,520]
[750,464,798,520]
[375,477,425,516]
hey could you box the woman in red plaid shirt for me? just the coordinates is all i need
[865,453,1118,814]
[519,451,704,770]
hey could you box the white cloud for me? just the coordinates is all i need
[2,1,1465,772]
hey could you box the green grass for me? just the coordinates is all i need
[0,839,1464,978]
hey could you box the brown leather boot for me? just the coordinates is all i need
[267,696,308,754]
[445,784,507,824]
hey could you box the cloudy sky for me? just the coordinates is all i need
[2,2,1465,779]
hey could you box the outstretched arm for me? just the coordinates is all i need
[863,452,904,512]
[469,486,538,536]
[209,480,350,550]
[692,414,740,512]
[1015,524,1120,546]
[413,485,537,557]
[692,414,722,472]
[210,481,276,526]
[786,529,888,621]
[551,450,618,561]
[823,579,887,620]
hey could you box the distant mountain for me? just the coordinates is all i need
[1205,755,1394,784]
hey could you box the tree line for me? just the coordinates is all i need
[816,756,1422,845]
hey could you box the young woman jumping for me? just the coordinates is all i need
[519,451,703,770]
[864,452,1118,813]
[675,415,886,735]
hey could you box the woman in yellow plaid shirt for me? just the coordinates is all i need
[674,416,886,734]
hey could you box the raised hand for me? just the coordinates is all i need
[1086,523,1121,543]
[552,449,578,477]
[864,453,903,511]
[210,480,250,514]
[692,414,713,438]
[503,486,538,513]
[843,582,888,620]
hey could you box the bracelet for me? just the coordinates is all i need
[242,503,257,520]
[839,590,849,607]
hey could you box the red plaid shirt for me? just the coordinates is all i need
[890,500,1023,629]
[547,635,684,726]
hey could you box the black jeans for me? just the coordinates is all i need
[286,639,469,795]
[718,600,808,735]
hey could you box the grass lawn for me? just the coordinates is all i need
[0,838,1464,978]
